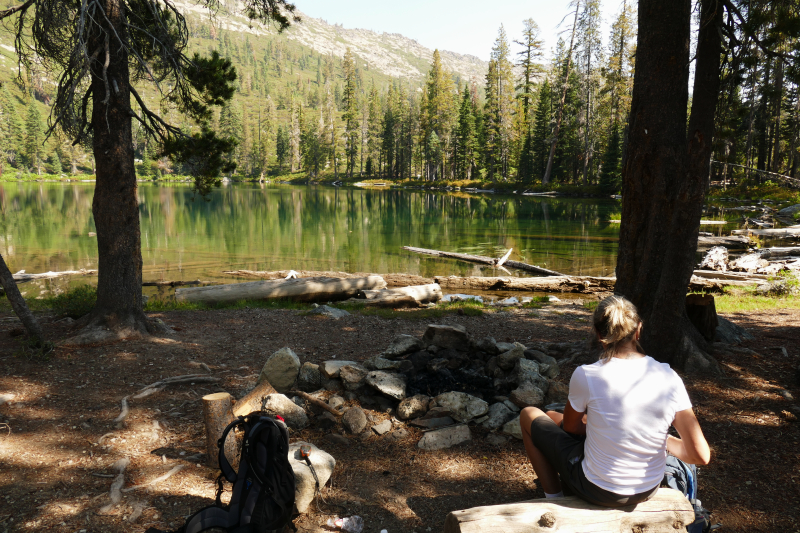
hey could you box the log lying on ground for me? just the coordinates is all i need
[11,268,97,282]
[175,276,387,304]
[403,246,564,276]
[359,283,442,303]
[202,392,236,468]
[223,270,433,288]
[143,280,214,287]
[754,247,800,259]
[697,235,751,250]
[443,488,694,533]
[434,275,616,293]
[692,269,770,281]
[343,294,421,308]
[731,224,800,237]
[232,380,278,417]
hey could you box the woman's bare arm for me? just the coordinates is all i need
[562,401,587,436]
[668,408,711,465]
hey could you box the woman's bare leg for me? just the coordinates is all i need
[519,406,562,494]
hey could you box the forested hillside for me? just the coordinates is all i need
[0,0,799,190]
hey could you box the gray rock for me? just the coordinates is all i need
[343,391,358,402]
[497,343,526,370]
[364,356,413,372]
[476,336,500,355]
[485,433,509,446]
[545,381,570,404]
[321,378,344,392]
[514,359,549,393]
[426,344,441,354]
[342,407,368,434]
[328,395,345,410]
[503,400,521,412]
[502,415,523,440]
[324,433,350,446]
[510,383,546,409]
[496,342,516,353]
[308,305,350,319]
[262,394,309,429]
[409,416,455,429]
[383,334,424,359]
[485,356,498,375]
[258,347,301,393]
[371,420,392,435]
[296,362,322,392]
[422,324,471,351]
[289,441,335,513]
[481,402,515,430]
[427,358,450,372]
[292,396,305,408]
[417,425,472,450]
[315,411,338,430]
[410,350,432,371]
[365,371,407,400]
[715,317,754,344]
[321,360,359,379]
[397,394,430,420]
[339,364,368,391]
[388,428,410,441]
[435,392,489,422]
[778,203,800,216]
[525,349,560,378]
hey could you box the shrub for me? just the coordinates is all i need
[47,284,97,318]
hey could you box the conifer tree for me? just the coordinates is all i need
[531,79,553,178]
[218,102,244,170]
[276,125,289,172]
[515,19,545,119]
[342,48,360,178]
[50,151,62,175]
[599,123,622,192]
[483,26,516,180]
[25,100,44,175]
[366,82,381,177]
[455,85,478,180]
[423,50,457,180]
[324,82,339,178]
[290,96,302,172]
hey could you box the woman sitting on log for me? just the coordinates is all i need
[519,295,711,506]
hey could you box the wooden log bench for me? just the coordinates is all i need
[443,488,694,533]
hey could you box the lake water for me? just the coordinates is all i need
[1,182,628,293]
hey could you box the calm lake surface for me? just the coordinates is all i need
[0,182,626,292]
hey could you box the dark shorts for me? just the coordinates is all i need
[530,416,660,508]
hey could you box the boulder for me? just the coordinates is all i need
[715,317,754,344]
[308,305,350,319]
[321,360,358,379]
[502,416,523,440]
[545,381,570,404]
[365,371,407,400]
[497,343,526,370]
[342,407,368,434]
[524,349,560,378]
[397,394,430,420]
[434,392,489,422]
[339,364,368,391]
[321,378,343,392]
[314,411,338,430]
[364,356,413,372]
[371,420,392,435]
[324,433,350,446]
[778,203,800,216]
[476,336,501,355]
[485,433,509,446]
[503,400,521,413]
[514,359,549,392]
[427,358,450,372]
[409,350,432,371]
[496,342,516,353]
[510,383,546,409]
[258,347,301,393]
[296,362,322,392]
[262,394,309,429]
[289,441,335,513]
[422,324,471,351]
[481,402,515,430]
[383,334,425,359]
[417,425,472,450]
[327,395,345,410]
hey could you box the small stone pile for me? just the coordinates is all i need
[253,324,578,452]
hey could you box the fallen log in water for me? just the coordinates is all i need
[697,235,751,250]
[403,246,564,276]
[175,276,387,304]
[12,269,97,282]
[222,270,433,288]
[731,224,800,237]
[434,275,616,293]
[143,280,214,287]
[359,283,443,303]
[443,488,694,533]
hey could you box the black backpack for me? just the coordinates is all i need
[662,455,720,533]
[147,413,296,533]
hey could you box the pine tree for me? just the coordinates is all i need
[25,99,44,174]
[455,85,478,180]
[290,96,302,172]
[366,82,381,177]
[342,48,360,178]
[577,0,603,185]
[515,19,545,119]
[324,82,339,178]
[531,79,553,178]
[50,151,62,175]
[599,123,622,192]
[483,26,516,180]
[423,50,457,180]
[218,102,244,170]
[276,125,289,172]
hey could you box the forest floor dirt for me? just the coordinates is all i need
[0,302,798,533]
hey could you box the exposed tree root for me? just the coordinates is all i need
[63,311,173,346]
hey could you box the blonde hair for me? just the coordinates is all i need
[593,295,642,362]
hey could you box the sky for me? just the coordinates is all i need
[291,0,623,61]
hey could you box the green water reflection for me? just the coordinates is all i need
[0,183,623,284]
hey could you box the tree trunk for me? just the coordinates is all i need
[79,0,152,342]
[615,0,723,373]
[202,392,236,468]
[0,254,44,345]
[685,294,719,342]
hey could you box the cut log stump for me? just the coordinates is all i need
[202,392,236,468]
[443,488,695,533]
[686,294,719,342]
[233,379,278,418]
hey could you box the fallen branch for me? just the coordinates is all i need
[11,269,97,282]
[98,458,130,514]
[132,375,220,399]
[113,396,130,427]
[122,465,185,493]
[290,390,343,417]
[403,246,564,276]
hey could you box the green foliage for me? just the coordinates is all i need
[46,285,97,319]
[24,99,44,174]
[599,124,622,193]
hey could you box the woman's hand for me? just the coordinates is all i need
[562,401,587,436]
[668,408,711,465]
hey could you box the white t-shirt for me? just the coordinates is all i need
[568,356,692,495]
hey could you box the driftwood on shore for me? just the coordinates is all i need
[697,235,751,250]
[175,276,387,304]
[732,224,800,237]
[359,283,443,303]
[222,270,433,288]
[403,246,565,276]
[11,269,98,282]
[434,275,616,293]
[143,280,214,287]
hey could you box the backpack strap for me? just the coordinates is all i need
[218,416,246,483]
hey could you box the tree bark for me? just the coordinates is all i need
[202,392,236,468]
[685,294,719,342]
[80,0,151,340]
[0,254,44,345]
[615,0,723,372]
